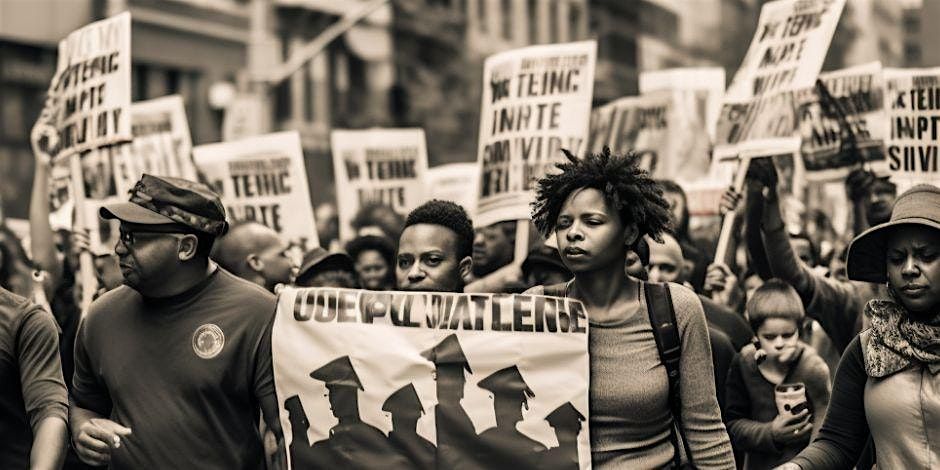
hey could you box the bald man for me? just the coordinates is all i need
[647,232,753,351]
[212,222,296,292]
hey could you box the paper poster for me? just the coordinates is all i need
[475,41,597,228]
[797,62,887,180]
[130,95,197,182]
[588,90,711,183]
[331,129,430,242]
[48,159,75,231]
[883,67,940,191]
[715,0,845,159]
[272,287,591,470]
[639,67,725,141]
[426,163,481,218]
[52,12,132,157]
[193,131,319,251]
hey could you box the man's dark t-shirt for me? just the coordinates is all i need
[0,287,68,467]
[72,268,276,469]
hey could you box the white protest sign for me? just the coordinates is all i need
[588,90,711,183]
[715,0,845,159]
[273,287,591,470]
[52,12,132,157]
[883,67,940,191]
[475,41,597,228]
[193,131,319,251]
[426,163,481,218]
[640,67,725,141]
[130,95,197,181]
[330,128,430,242]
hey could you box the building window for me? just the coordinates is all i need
[501,0,512,40]
[528,0,538,44]
[569,3,582,39]
[549,0,558,43]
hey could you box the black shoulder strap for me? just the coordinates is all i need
[644,282,695,468]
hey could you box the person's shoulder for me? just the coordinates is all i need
[662,282,705,320]
[210,268,277,318]
[0,287,33,323]
[84,285,139,323]
[522,285,544,296]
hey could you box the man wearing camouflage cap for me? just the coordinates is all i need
[69,174,283,469]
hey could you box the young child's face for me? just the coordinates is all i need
[756,318,800,364]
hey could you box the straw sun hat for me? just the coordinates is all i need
[847,184,940,284]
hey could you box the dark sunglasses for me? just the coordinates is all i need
[118,227,194,246]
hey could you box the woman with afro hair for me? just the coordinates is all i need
[525,148,735,469]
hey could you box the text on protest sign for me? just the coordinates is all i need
[588,91,711,183]
[639,67,726,142]
[715,0,845,159]
[475,41,597,228]
[797,62,887,180]
[884,68,940,191]
[52,12,132,157]
[273,287,591,469]
[193,131,319,250]
[330,129,430,241]
[129,95,197,181]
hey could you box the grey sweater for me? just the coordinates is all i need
[532,282,736,468]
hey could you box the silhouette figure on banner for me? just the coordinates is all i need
[383,383,435,469]
[421,334,481,470]
[284,395,319,467]
[307,355,409,469]
[476,365,547,469]
[538,402,586,470]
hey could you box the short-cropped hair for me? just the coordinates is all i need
[746,278,806,331]
[404,200,474,259]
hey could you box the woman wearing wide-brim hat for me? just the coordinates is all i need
[778,184,940,470]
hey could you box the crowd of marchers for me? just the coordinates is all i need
[3,132,940,470]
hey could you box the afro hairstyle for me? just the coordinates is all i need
[403,199,475,259]
[531,147,673,244]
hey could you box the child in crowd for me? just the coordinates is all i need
[725,279,831,470]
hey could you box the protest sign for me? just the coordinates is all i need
[193,131,319,250]
[588,90,711,183]
[715,0,845,160]
[883,68,940,192]
[130,95,197,181]
[475,41,597,228]
[52,12,132,157]
[48,160,75,231]
[331,129,430,241]
[639,67,725,141]
[797,62,887,180]
[272,287,591,470]
[426,163,481,218]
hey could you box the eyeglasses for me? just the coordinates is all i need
[118,229,189,246]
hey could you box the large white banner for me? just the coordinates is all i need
[475,41,597,228]
[52,12,132,157]
[588,90,711,184]
[797,62,887,181]
[331,128,430,241]
[273,287,591,470]
[639,67,725,141]
[193,131,319,251]
[426,163,481,218]
[715,0,845,159]
[883,67,940,192]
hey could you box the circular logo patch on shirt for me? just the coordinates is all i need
[192,324,225,359]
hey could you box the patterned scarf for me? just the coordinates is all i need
[864,297,940,378]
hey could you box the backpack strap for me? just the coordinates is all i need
[644,282,695,468]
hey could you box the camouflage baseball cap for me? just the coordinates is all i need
[100,174,228,236]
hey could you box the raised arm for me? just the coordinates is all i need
[29,95,64,300]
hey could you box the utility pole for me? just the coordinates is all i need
[242,0,390,135]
